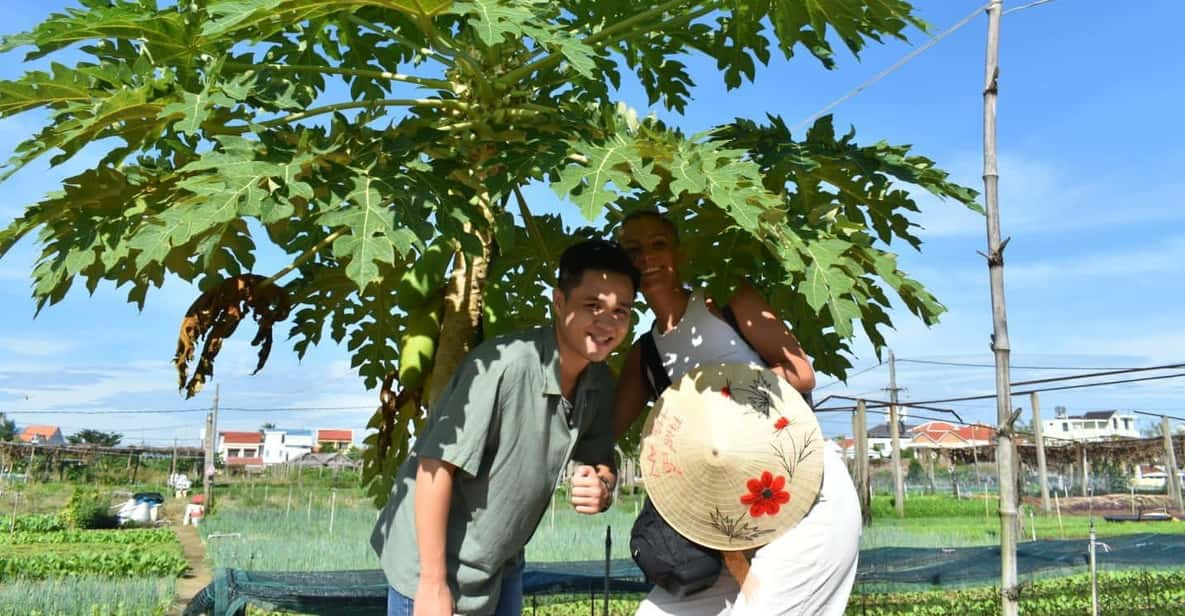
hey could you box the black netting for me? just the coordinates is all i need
[184,534,1185,615]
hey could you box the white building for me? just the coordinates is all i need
[1043,408,1139,442]
[867,420,916,458]
[261,428,316,465]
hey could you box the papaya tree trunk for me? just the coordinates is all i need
[425,199,495,408]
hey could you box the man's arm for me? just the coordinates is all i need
[571,463,616,514]
[414,457,456,616]
[612,345,651,438]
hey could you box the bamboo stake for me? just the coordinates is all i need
[1031,392,1051,512]
[980,1,1018,612]
[287,485,293,517]
[1054,493,1064,539]
[1089,520,1099,616]
[854,400,871,526]
[329,490,337,534]
[1162,416,1183,511]
[888,352,905,518]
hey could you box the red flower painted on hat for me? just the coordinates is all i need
[774,417,789,431]
[740,471,790,517]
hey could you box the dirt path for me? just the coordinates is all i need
[171,521,213,615]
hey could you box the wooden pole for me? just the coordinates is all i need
[1089,520,1099,616]
[981,2,1017,610]
[854,400,871,526]
[926,450,937,495]
[209,385,220,510]
[889,403,904,518]
[887,351,905,518]
[1030,392,1051,512]
[329,489,337,534]
[203,412,214,508]
[1162,416,1183,511]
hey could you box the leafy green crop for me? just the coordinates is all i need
[9,514,66,533]
[0,528,177,546]
[0,550,188,581]
[849,570,1185,615]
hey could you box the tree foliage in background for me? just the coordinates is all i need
[65,429,123,447]
[0,413,17,442]
[0,0,978,506]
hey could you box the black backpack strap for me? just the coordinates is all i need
[721,304,744,339]
[638,332,671,399]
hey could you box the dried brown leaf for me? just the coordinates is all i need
[173,274,291,398]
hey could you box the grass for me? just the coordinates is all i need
[0,576,174,616]
[200,492,646,570]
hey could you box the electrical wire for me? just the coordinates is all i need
[793,1,993,132]
[5,405,374,416]
[1003,0,1058,16]
[896,358,1160,371]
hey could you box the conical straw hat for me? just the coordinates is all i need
[640,362,824,551]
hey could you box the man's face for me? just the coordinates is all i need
[552,269,635,363]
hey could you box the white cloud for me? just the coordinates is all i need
[909,151,1185,239]
[0,335,77,357]
[1005,236,1185,286]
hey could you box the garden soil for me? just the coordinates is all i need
[169,509,212,615]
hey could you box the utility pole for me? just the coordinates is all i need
[1031,392,1051,512]
[204,412,214,507]
[204,385,220,510]
[1162,416,1183,512]
[981,1,1018,613]
[170,438,178,479]
[887,350,905,518]
[853,399,871,526]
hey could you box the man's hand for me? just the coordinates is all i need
[413,579,453,616]
[570,465,612,514]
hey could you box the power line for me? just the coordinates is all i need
[1003,0,1058,16]
[897,358,1161,371]
[4,405,374,416]
[815,363,884,391]
[870,372,1185,408]
[793,1,992,132]
[1011,363,1185,387]
[1132,410,1185,423]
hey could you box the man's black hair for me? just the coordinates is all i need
[557,239,641,296]
[621,209,679,242]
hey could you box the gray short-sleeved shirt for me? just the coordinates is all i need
[370,326,616,615]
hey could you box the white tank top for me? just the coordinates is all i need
[652,289,763,383]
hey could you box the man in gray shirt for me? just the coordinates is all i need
[371,239,640,616]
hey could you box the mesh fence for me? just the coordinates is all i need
[183,533,1185,615]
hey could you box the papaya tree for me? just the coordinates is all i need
[0,0,978,506]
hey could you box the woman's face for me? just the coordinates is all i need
[620,216,681,294]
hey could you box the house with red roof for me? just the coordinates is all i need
[217,430,264,469]
[19,425,64,446]
[316,429,354,452]
[910,421,995,449]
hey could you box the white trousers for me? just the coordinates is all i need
[636,442,861,616]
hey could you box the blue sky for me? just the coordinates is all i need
[1,0,1183,446]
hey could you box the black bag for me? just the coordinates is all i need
[629,497,723,598]
[628,304,812,596]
